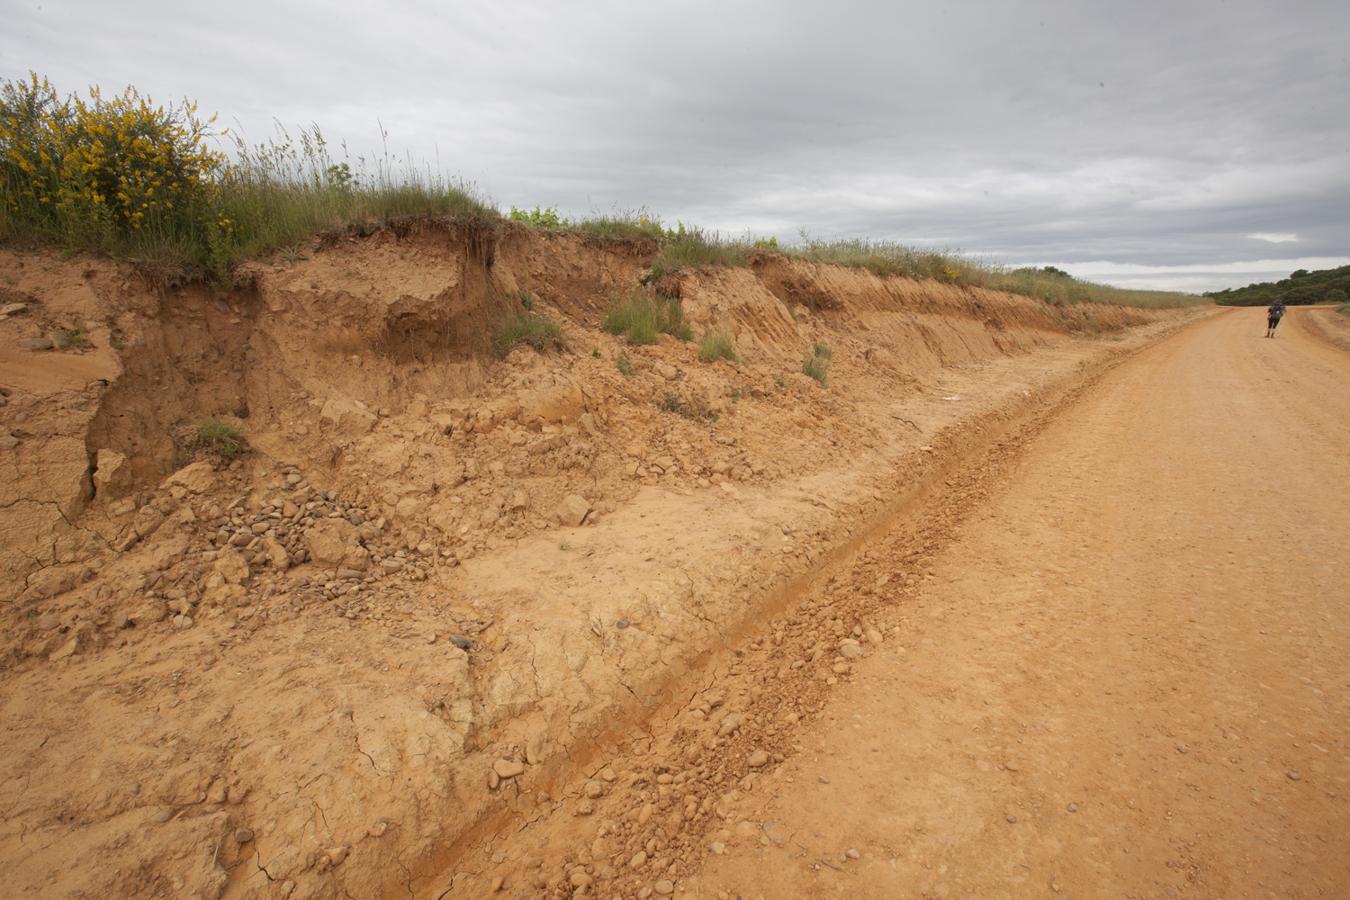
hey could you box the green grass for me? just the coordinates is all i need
[648,229,752,278]
[639,228,1199,309]
[788,240,1201,309]
[202,131,496,282]
[492,312,564,357]
[792,239,960,282]
[57,327,90,350]
[508,206,665,241]
[615,351,634,377]
[196,418,246,460]
[698,331,738,363]
[0,73,496,284]
[603,293,692,344]
[981,266,1197,309]
[1,74,1203,310]
[802,343,831,386]
[572,214,665,241]
[1335,303,1350,317]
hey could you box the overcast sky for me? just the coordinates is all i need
[5,0,1348,291]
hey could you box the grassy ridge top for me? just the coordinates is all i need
[1,73,1201,308]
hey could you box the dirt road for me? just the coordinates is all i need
[441,306,1350,898]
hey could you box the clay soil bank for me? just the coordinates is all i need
[0,225,1211,898]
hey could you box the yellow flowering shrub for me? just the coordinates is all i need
[1,72,225,250]
[1,73,493,282]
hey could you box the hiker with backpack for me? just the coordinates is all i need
[1266,301,1287,338]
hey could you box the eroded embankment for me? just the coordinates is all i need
[1295,304,1350,352]
[0,223,1185,899]
[416,290,1215,900]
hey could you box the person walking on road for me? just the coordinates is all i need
[1266,300,1287,338]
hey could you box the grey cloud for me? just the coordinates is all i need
[3,0,1348,290]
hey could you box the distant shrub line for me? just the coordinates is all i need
[1207,264,1350,307]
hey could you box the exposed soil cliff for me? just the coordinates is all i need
[0,223,1180,898]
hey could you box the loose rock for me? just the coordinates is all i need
[493,759,525,779]
[554,494,591,527]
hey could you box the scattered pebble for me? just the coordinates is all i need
[1287,770,1301,781]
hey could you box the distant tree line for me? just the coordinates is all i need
[1208,265,1350,307]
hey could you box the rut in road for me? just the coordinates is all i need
[430,307,1350,898]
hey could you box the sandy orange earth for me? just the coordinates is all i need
[4,227,1344,900]
[436,306,1349,898]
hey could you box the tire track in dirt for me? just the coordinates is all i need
[687,306,1350,898]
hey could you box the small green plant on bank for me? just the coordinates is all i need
[802,342,831,386]
[196,418,245,460]
[615,351,634,377]
[698,331,738,362]
[603,293,692,344]
[492,312,563,357]
[508,206,567,229]
[1335,302,1350,317]
[658,391,717,421]
[58,327,90,350]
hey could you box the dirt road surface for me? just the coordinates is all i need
[444,306,1349,898]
